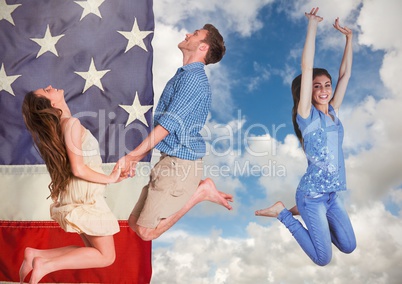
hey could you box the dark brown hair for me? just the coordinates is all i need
[202,24,226,65]
[22,91,72,201]
[291,68,332,148]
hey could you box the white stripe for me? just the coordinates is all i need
[0,163,151,220]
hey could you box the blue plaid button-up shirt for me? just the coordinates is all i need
[154,62,211,160]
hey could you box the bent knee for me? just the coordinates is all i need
[101,251,116,267]
[314,257,331,267]
[312,253,332,267]
[341,242,357,254]
[107,253,116,266]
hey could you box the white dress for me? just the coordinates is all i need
[50,129,119,236]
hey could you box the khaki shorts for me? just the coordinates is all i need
[130,153,203,229]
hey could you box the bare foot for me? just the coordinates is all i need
[255,201,285,217]
[29,257,47,284]
[19,247,35,283]
[196,178,233,210]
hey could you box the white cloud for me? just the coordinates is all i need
[358,0,402,51]
[339,0,402,207]
[380,50,402,99]
[151,23,183,105]
[152,203,402,283]
[283,0,361,27]
[344,97,402,206]
[206,64,236,120]
[154,0,275,37]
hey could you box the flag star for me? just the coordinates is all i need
[118,18,153,52]
[0,64,21,96]
[74,58,110,93]
[75,0,105,20]
[30,25,65,58]
[119,92,153,127]
[0,0,21,26]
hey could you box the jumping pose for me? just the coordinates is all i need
[118,24,233,241]
[20,86,123,283]
[256,8,356,266]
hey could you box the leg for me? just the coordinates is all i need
[292,191,333,266]
[289,205,299,215]
[128,184,149,235]
[271,192,332,266]
[28,235,115,284]
[327,192,356,253]
[134,178,233,241]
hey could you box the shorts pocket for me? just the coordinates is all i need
[168,159,185,197]
[149,157,177,193]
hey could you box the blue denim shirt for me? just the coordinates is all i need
[296,105,346,193]
[154,62,211,160]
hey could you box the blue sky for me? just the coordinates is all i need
[147,0,402,283]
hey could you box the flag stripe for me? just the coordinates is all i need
[0,220,152,283]
[0,163,150,220]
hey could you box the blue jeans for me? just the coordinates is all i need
[278,191,356,266]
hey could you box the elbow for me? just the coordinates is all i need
[339,71,351,82]
[70,165,85,179]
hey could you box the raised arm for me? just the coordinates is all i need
[330,18,353,113]
[63,117,121,184]
[298,7,323,118]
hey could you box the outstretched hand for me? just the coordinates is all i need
[305,7,323,22]
[114,155,138,179]
[333,17,352,39]
[109,166,125,183]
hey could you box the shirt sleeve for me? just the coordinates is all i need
[296,107,314,135]
[157,72,208,133]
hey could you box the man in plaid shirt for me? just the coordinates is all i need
[119,24,233,241]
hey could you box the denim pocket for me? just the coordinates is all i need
[306,192,324,199]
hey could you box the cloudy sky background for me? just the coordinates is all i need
[147,0,402,283]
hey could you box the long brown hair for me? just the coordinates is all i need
[22,91,72,201]
[291,68,332,148]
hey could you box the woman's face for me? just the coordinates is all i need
[34,85,64,105]
[312,75,332,106]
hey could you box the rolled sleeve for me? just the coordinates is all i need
[154,62,211,160]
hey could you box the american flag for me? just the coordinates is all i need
[0,0,153,282]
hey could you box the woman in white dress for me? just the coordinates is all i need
[20,85,123,283]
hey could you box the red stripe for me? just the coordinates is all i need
[0,220,152,283]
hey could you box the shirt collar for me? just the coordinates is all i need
[179,61,205,72]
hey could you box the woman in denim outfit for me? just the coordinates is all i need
[256,7,356,266]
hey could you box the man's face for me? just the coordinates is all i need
[178,29,208,52]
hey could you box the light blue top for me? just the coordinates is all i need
[154,62,211,160]
[296,105,346,193]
